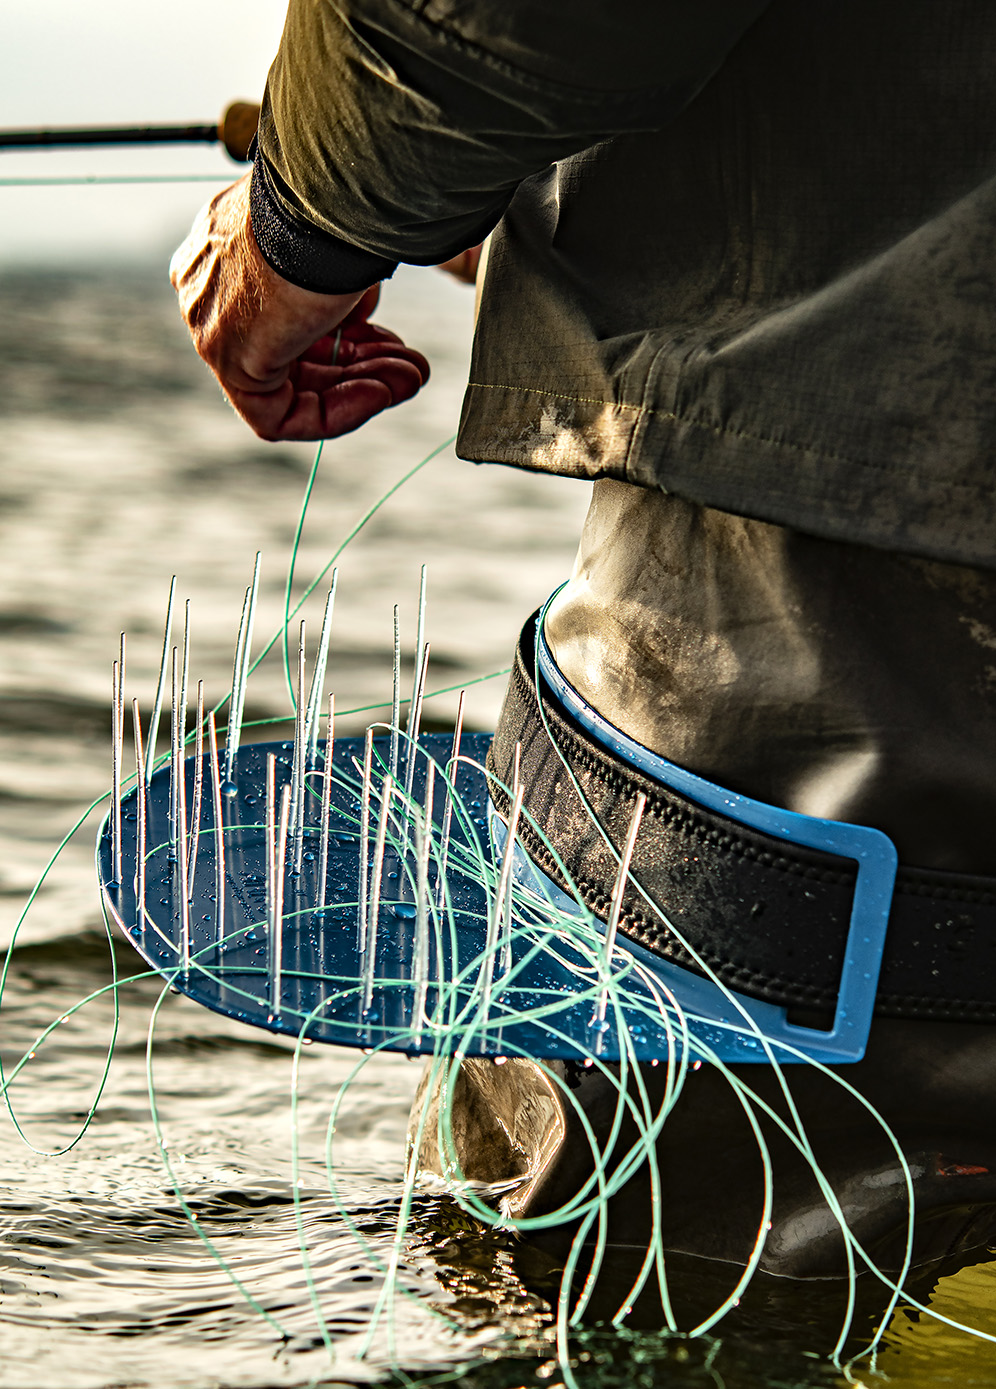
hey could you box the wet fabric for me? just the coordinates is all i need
[543,486,996,876]
[254,0,996,565]
[410,1035,996,1280]
[464,489,996,1280]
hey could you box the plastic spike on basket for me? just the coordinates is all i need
[98,558,894,1068]
[96,562,709,1064]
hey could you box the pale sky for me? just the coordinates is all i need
[0,0,288,264]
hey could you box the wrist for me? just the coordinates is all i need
[245,211,366,320]
[249,155,399,295]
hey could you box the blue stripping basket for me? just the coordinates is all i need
[97,581,897,1066]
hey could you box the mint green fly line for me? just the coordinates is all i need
[0,174,232,186]
[5,417,996,1389]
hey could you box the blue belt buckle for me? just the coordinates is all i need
[535,631,899,1065]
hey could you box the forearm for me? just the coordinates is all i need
[173,0,768,439]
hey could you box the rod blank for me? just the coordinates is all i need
[0,102,260,162]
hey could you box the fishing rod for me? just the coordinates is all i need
[0,100,260,162]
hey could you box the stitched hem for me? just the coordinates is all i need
[463,380,995,492]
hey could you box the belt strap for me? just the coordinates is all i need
[487,617,996,1023]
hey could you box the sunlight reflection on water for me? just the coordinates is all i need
[0,261,994,1389]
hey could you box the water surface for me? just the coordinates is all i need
[0,261,994,1388]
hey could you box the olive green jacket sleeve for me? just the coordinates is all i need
[250,0,768,292]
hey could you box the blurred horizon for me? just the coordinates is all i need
[0,0,284,265]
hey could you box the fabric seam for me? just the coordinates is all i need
[464,379,996,489]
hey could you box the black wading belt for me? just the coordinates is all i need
[486,617,996,1024]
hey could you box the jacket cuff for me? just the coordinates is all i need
[249,152,398,295]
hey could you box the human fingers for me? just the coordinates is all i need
[335,339,431,383]
[226,348,426,440]
[300,317,423,357]
[299,332,430,382]
[291,354,427,404]
[228,376,396,442]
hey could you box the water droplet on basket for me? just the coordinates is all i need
[221,782,238,798]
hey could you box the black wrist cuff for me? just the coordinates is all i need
[249,154,399,295]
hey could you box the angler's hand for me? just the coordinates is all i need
[169,174,430,441]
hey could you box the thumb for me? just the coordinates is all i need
[341,284,382,328]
